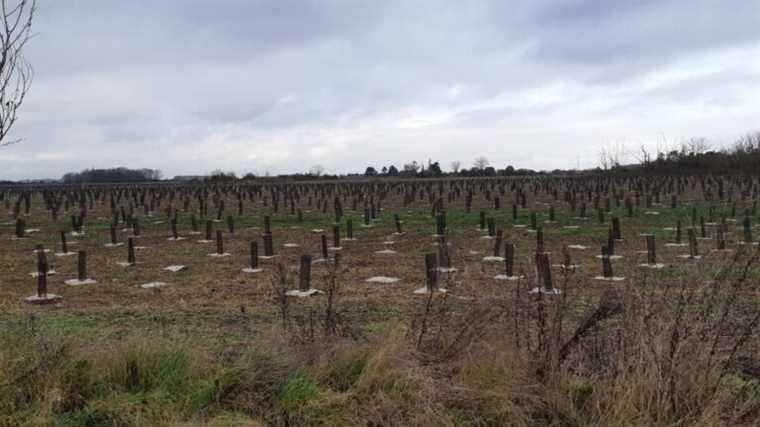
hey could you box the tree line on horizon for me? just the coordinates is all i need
[37,130,760,184]
[599,131,760,175]
[61,167,163,184]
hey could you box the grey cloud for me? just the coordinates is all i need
[529,0,760,80]
[2,0,759,179]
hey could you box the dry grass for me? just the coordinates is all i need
[3,264,758,426]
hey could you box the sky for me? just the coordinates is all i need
[2,0,760,180]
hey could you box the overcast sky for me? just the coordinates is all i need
[2,0,760,179]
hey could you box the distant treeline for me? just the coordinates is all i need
[38,131,760,185]
[62,168,163,183]
[360,161,543,179]
[608,132,760,175]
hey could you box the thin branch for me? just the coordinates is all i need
[0,0,35,146]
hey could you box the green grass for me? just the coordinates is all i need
[366,307,403,318]
[318,353,367,393]
[279,374,320,411]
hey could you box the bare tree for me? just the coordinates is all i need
[402,160,420,174]
[734,132,760,154]
[684,137,710,156]
[599,141,628,170]
[0,0,36,147]
[598,146,609,170]
[633,145,652,167]
[450,160,461,173]
[308,164,325,176]
[472,156,489,170]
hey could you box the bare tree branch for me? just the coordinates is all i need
[472,156,489,170]
[0,0,35,147]
[450,160,461,174]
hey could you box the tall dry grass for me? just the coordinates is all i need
[1,249,759,425]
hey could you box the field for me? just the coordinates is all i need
[1,175,759,426]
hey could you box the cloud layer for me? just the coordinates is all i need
[3,0,760,179]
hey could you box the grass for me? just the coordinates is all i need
[279,374,320,411]
[2,288,760,425]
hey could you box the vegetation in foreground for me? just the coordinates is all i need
[2,251,759,426]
